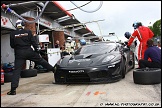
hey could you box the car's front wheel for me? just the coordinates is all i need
[121,58,126,78]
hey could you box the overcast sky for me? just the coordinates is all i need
[58,1,161,42]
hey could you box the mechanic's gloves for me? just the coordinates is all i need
[127,45,130,48]
[124,41,130,48]
[124,41,128,45]
[134,40,137,47]
[124,42,130,48]
[124,41,129,47]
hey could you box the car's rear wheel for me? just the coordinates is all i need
[133,68,161,85]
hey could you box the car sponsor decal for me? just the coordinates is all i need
[69,59,90,63]
[69,70,84,73]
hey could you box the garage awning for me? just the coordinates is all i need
[1,1,97,39]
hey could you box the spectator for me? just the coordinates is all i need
[55,40,60,48]
[157,41,161,49]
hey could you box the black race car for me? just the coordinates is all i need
[53,41,135,84]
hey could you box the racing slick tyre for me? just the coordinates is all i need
[21,69,37,78]
[121,58,126,78]
[4,72,13,82]
[133,68,161,85]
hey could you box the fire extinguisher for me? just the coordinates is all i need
[1,68,4,85]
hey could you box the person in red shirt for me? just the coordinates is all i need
[127,22,154,61]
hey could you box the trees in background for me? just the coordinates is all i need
[148,19,161,37]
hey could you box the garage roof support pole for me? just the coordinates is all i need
[1,1,41,8]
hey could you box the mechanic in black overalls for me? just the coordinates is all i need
[7,19,54,95]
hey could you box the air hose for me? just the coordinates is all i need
[1,1,50,23]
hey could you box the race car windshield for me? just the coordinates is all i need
[78,43,116,54]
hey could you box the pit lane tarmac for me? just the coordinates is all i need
[1,65,161,107]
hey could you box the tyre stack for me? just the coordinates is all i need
[21,69,37,78]
[21,60,38,78]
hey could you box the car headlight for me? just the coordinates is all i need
[102,55,115,63]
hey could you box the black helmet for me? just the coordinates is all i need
[124,32,131,39]
[132,21,142,29]
[16,19,25,29]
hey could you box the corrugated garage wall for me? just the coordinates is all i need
[1,34,15,64]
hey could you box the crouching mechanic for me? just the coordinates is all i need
[138,39,161,68]
[7,19,55,95]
